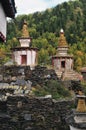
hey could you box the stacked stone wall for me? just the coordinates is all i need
[0,65,58,86]
[0,96,73,130]
[0,65,75,129]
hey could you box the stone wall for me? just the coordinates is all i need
[0,65,59,98]
[0,96,74,130]
[0,65,75,130]
[0,65,58,86]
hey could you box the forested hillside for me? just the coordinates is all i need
[0,0,86,71]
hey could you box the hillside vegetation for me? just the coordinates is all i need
[0,0,86,71]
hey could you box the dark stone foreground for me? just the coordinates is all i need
[0,65,75,130]
[0,95,73,130]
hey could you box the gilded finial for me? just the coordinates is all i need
[58,29,68,47]
[76,91,86,113]
[22,20,29,37]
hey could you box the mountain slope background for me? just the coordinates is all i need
[0,0,86,71]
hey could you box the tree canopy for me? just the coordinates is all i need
[0,0,86,71]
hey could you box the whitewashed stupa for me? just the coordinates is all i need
[11,20,38,68]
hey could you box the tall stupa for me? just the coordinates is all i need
[11,20,38,69]
[52,29,82,80]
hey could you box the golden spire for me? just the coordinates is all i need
[76,91,86,113]
[58,29,68,47]
[22,20,29,37]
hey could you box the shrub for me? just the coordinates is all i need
[32,80,71,100]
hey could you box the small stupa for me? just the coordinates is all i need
[11,20,38,69]
[52,29,82,80]
[67,91,86,130]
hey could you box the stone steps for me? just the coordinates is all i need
[63,70,82,80]
[55,70,82,80]
[55,70,62,78]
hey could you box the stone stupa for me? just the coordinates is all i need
[52,29,82,81]
[67,91,86,130]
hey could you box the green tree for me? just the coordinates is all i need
[38,48,49,65]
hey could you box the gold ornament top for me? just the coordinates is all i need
[22,20,29,37]
[58,29,68,47]
[76,91,86,113]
